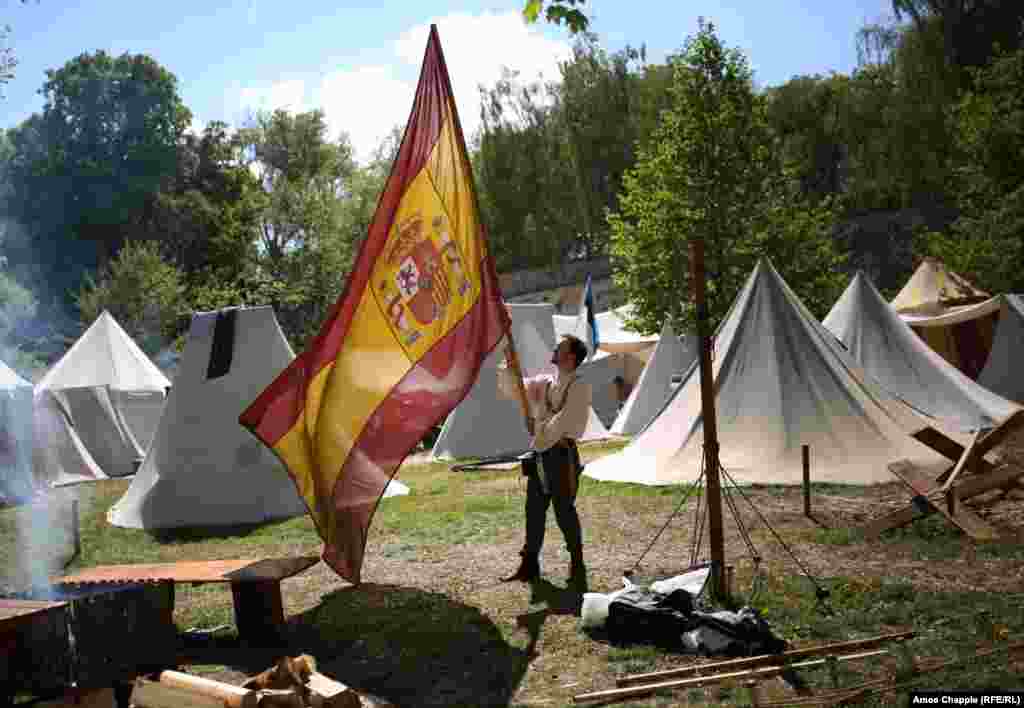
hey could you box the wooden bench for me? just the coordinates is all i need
[55,557,320,645]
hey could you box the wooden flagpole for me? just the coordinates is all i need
[690,238,727,600]
[503,327,534,433]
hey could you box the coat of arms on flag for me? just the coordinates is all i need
[375,213,473,350]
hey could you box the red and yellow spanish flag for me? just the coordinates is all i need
[240,25,510,584]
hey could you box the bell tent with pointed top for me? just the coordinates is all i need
[584,260,950,486]
[33,310,171,483]
[890,258,1000,379]
[891,257,991,316]
[431,303,609,461]
[824,271,1019,432]
[108,306,411,530]
[611,320,696,436]
[0,359,36,503]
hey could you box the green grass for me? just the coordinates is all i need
[3,450,1023,705]
[806,513,1024,562]
[740,570,1024,696]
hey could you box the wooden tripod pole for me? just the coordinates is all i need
[690,238,727,600]
[503,324,534,432]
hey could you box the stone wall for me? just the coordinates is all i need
[499,256,623,314]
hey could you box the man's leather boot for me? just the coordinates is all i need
[568,551,587,592]
[503,551,540,582]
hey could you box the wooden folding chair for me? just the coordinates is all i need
[864,410,1024,540]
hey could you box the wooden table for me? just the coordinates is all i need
[56,556,320,645]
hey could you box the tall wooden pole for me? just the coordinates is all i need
[690,238,727,600]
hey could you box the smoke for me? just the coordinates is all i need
[4,485,84,592]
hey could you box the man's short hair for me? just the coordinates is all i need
[561,335,588,369]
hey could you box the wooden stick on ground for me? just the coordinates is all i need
[616,631,915,686]
[574,650,890,704]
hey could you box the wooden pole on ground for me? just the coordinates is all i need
[802,445,811,518]
[156,671,259,708]
[689,238,726,600]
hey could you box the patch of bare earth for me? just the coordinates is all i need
[193,433,1024,706]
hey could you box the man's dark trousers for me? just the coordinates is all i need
[522,444,582,557]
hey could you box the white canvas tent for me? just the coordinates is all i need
[554,304,663,427]
[553,305,660,355]
[611,321,696,436]
[34,311,170,484]
[572,349,623,428]
[431,303,609,460]
[0,359,36,503]
[824,272,1019,432]
[978,295,1024,403]
[108,306,409,530]
[585,260,949,486]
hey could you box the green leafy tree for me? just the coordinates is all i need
[557,35,642,256]
[232,108,358,345]
[608,21,845,335]
[765,73,849,201]
[39,51,192,264]
[1,2,33,97]
[475,70,577,270]
[75,240,187,353]
[1,51,191,307]
[920,46,1024,293]
[891,0,1024,77]
[630,58,676,153]
[522,0,588,34]
[1,25,15,93]
[139,121,266,281]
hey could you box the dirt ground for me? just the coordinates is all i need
[185,435,1024,707]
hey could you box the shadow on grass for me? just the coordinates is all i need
[276,583,533,707]
[511,578,584,660]
[145,515,305,544]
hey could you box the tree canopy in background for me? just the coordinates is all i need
[608,21,845,336]
[2,51,191,305]
[2,2,1024,372]
[522,0,589,34]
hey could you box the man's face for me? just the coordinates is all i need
[552,341,573,368]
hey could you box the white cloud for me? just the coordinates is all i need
[232,11,571,165]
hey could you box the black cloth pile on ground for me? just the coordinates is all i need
[598,586,788,657]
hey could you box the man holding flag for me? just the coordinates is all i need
[239,25,513,585]
[498,334,591,590]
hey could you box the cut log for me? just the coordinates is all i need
[157,670,260,708]
[130,679,224,708]
[306,672,361,708]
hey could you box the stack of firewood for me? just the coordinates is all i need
[130,656,394,708]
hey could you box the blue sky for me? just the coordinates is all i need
[2,0,896,162]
